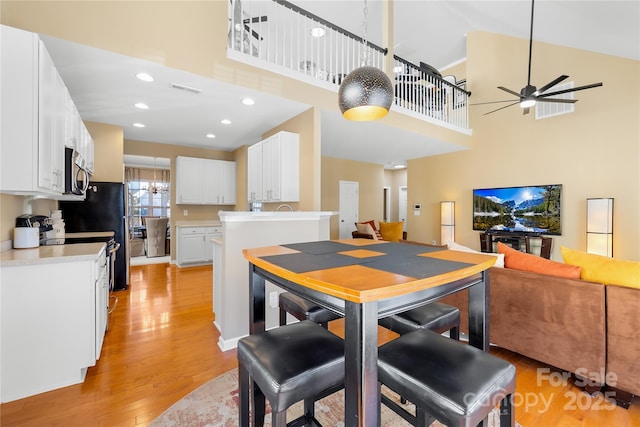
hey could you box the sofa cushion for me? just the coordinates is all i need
[560,246,640,289]
[355,220,382,239]
[498,242,581,279]
[447,241,505,268]
[379,221,404,242]
[355,222,378,240]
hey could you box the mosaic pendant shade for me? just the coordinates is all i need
[338,66,393,121]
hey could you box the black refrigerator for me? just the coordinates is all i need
[59,181,129,290]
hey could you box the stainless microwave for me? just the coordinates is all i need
[64,147,90,195]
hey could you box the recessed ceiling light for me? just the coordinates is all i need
[206,133,216,139]
[242,97,255,106]
[134,102,149,110]
[133,123,146,128]
[393,164,406,169]
[136,72,154,82]
[310,27,326,38]
[220,119,231,125]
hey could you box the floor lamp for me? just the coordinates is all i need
[586,198,613,257]
[441,201,455,245]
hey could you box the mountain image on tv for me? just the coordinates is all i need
[473,184,562,235]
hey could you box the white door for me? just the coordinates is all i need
[399,186,408,232]
[339,181,359,239]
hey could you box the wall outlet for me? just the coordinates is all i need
[269,291,279,308]
[183,209,188,216]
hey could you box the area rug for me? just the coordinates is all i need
[150,369,520,427]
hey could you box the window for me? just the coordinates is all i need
[126,167,170,233]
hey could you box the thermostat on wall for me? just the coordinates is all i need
[413,203,421,216]
[414,203,421,209]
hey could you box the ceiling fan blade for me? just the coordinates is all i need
[535,98,578,104]
[523,107,530,115]
[483,101,520,115]
[470,99,518,106]
[244,16,267,24]
[498,86,522,98]
[539,82,603,98]
[538,75,569,94]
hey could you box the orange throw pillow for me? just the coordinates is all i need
[497,242,581,279]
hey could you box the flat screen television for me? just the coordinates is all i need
[473,184,562,235]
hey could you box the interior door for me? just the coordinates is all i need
[339,180,359,239]
[399,186,408,232]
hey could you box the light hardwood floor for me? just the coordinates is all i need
[1,263,637,426]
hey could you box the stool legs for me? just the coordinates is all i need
[500,394,514,426]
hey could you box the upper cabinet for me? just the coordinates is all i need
[247,131,299,203]
[0,25,93,196]
[176,156,236,205]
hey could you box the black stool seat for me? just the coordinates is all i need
[238,320,344,426]
[279,292,341,328]
[379,302,460,339]
[378,329,516,427]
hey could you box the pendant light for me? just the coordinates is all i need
[338,0,393,121]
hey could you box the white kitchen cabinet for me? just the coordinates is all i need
[176,156,203,204]
[177,225,222,267]
[247,141,263,202]
[176,156,236,205]
[0,245,106,403]
[0,25,66,196]
[247,131,299,202]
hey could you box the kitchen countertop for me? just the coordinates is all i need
[175,220,222,227]
[64,231,115,239]
[0,242,106,267]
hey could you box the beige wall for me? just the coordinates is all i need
[321,157,385,239]
[408,32,640,261]
[86,121,124,183]
[0,195,57,242]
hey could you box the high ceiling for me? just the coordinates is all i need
[39,1,639,168]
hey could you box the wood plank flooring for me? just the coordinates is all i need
[1,263,637,426]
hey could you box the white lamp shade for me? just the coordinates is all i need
[441,201,455,226]
[440,201,455,244]
[586,198,613,257]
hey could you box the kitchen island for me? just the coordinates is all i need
[0,243,107,402]
[212,211,336,351]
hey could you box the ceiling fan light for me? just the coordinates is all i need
[520,99,536,108]
[338,66,393,122]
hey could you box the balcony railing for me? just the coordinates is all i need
[228,0,470,131]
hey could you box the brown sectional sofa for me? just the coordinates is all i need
[439,266,639,406]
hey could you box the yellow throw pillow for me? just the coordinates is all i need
[560,246,640,289]
[379,221,404,242]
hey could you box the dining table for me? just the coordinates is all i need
[242,238,497,427]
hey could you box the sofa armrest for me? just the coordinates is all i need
[606,285,640,396]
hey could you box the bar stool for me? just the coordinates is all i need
[378,329,516,427]
[279,292,341,329]
[378,301,460,339]
[237,320,344,427]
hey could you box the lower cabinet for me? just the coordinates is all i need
[0,247,107,403]
[177,225,222,267]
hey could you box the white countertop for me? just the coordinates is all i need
[0,242,105,267]
[219,211,337,222]
[64,231,115,239]
[175,220,222,227]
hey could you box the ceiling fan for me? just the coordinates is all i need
[474,0,603,116]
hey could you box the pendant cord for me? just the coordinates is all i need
[527,0,535,86]
[362,0,369,66]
